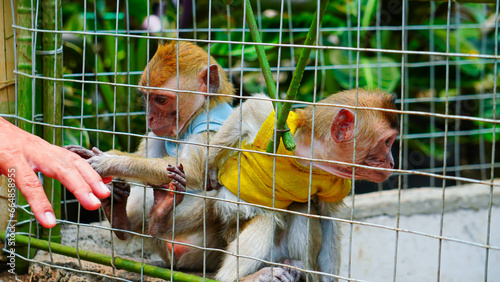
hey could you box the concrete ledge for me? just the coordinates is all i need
[345,179,500,219]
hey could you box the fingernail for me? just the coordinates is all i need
[102,177,113,185]
[99,181,111,194]
[89,192,101,205]
[45,211,56,227]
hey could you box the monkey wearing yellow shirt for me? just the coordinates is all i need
[201,89,398,281]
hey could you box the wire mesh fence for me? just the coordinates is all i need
[1,0,499,281]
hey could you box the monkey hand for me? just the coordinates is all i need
[148,164,186,236]
[65,145,113,183]
[207,167,222,191]
[242,259,305,282]
[85,150,123,179]
[167,164,187,191]
[101,179,131,240]
[65,145,102,159]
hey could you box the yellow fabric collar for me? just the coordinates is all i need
[218,111,351,209]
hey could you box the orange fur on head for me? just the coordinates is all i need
[297,89,398,140]
[139,41,235,107]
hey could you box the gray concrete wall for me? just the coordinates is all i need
[339,181,500,281]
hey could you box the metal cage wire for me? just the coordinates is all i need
[2,0,499,281]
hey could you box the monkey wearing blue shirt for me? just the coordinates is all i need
[68,41,235,271]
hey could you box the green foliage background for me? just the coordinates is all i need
[61,0,499,187]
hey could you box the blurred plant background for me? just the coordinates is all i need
[61,0,499,193]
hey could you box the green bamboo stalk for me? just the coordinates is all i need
[41,0,62,243]
[83,11,129,150]
[94,11,131,150]
[266,0,330,153]
[244,0,294,151]
[15,0,36,274]
[0,231,218,282]
[89,45,130,149]
[244,0,279,106]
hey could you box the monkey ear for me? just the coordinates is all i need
[198,64,220,94]
[330,109,355,143]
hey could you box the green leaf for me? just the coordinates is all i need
[418,28,483,77]
[63,119,90,148]
[210,43,275,61]
[127,0,149,23]
[64,13,85,31]
[362,0,377,28]
[330,50,400,92]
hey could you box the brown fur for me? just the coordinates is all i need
[297,88,397,140]
[139,41,235,109]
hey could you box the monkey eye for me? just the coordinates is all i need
[153,95,168,105]
[385,138,391,147]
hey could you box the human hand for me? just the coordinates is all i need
[0,117,111,228]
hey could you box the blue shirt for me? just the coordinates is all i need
[165,102,233,156]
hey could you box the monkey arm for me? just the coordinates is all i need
[87,153,177,186]
[66,145,171,185]
[65,145,143,159]
[106,149,143,157]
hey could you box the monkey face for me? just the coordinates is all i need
[142,78,206,137]
[358,129,398,182]
[295,110,399,183]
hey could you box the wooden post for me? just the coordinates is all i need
[0,0,16,118]
[0,0,18,263]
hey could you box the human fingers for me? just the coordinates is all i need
[13,163,57,228]
[33,143,110,201]
[102,176,113,184]
[37,154,104,211]
[68,152,111,199]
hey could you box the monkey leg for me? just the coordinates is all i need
[285,203,322,281]
[149,164,186,237]
[101,179,131,240]
[317,201,343,282]
[215,214,282,281]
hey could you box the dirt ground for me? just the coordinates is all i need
[0,263,30,282]
[1,222,214,281]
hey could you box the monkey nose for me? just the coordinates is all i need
[389,161,394,169]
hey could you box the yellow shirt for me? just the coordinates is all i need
[218,111,351,209]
